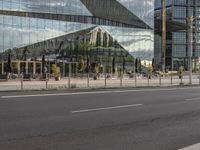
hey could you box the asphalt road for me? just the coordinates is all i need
[0,87,200,150]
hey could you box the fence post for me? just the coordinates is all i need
[87,73,89,88]
[21,73,23,90]
[120,69,123,87]
[147,75,150,87]
[199,74,200,85]
[171,73,173,86]
[105,73,107,88]
[68,63,71,89]
[180,76,183,85]
[135,73,137,87]
[45,73,48,89]
[159,74,161,86]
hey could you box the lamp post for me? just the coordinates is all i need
[187,16,193,85]
[162,0,166,73]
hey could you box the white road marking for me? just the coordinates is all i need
[71,104,143,114]
[185,97,200,101]
[179,143,200,150]
[1,87,199,99]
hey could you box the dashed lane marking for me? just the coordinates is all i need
[71,104,143,114]
[185,97,200,101]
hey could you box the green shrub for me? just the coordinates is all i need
[52,64,61,81]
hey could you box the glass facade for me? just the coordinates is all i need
[0,0,154,75]
[0,0,92,16]
[155,0,200,70]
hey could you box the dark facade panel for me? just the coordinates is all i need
[81,0,151,29]
[0,10,134,28]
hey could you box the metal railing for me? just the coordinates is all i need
[0,72,200,91]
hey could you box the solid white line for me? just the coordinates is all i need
[1,91,115,99]
[179,143,200,150]
[1,87,199,99]
[71,104,143,114]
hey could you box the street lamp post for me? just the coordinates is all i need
[162,0,166,73]
[187,16,193,85]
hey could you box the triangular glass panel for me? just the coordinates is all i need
[117,0,154,28]
[2,0,92,16]
[101,26,154,61]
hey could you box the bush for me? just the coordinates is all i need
[52,64,61,81]
[178,66,184,79]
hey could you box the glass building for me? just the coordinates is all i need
[155,0,200,71]
[0,0,154,75]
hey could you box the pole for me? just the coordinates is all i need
[63,59,65,77]
[159,74,161,86]
[21,73,23,90]
[120,68,123,87]
[104,72,107,88]
[68,63,71,88]
[45,72,48,89]
[135,73,137,87]
[199,74,200,85]
[188,16,193,85]
[147,75,150,87]
[87,72,89,88]
[171,73,173,85]
[162,0,166,73]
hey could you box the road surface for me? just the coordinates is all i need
[0,87,200,150]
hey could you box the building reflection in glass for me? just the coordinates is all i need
[0,0,154,76]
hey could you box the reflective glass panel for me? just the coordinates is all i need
[2,0,92,16]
